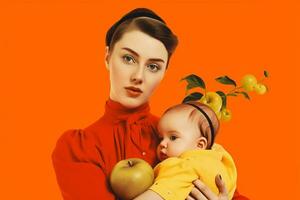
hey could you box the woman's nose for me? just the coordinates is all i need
[130,66,144,84]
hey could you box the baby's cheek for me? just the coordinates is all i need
[171,148,184,157]
[167,149,175,157]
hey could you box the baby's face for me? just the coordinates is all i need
[157,108,202,161]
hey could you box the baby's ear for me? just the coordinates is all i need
[197,137,208,149]
[104,46,110,70]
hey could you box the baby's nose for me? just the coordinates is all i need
[159,140,167,148]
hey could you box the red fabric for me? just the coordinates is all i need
[233,190,250,200]
[52,99,160,200]
[52,98,248,200]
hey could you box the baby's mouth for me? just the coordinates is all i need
[159,152,168,161]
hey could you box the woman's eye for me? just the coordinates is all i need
[170,135,177,141]
[123,55,135,64]
[148,64,160,72]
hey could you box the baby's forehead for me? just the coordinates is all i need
[163,105,197,119]
[158,105,208,131]
[165,104,193,114]
[157,106,202,136]
[158,107,197,129]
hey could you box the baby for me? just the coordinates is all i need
[134,102,237,200]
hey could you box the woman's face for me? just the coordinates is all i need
[105,30,168,108]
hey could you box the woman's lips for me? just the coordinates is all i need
[125,87,143,98]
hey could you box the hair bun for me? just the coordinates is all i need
[120,8,165,23]
[106,8,165,46]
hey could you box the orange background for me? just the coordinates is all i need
[1,0,299,199]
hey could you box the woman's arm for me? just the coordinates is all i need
[52,130,115,200]
[134,175,227,200]
[187,175,249,200]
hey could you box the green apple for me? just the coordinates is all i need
[199,92,223,113]
[254,83,267,95]
[241,74,257,92]
[220,108,232,122]
[110,158,154,200]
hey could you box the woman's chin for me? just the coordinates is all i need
[119,96,146,109]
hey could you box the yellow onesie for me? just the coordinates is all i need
[149,144,237,200]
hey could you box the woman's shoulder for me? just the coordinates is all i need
[53,112,159,153]
[52,127,106,161]
[54,115,117,148]
[55,118,107,143]
[55,128,85,143]
[53,129,92,153]
[52,128,107,170]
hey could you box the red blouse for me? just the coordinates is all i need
[52,99,248,200]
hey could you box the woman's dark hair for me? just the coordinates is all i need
[105,8,178,66]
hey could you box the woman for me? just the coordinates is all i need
[52,8,248,200]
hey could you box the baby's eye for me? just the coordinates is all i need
[170,135,177,141]
[123,55,136,64]
[147,63,160,72]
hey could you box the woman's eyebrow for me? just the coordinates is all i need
[121,47,165,63]
[122,47,139,57]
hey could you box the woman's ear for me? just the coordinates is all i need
[197,137,208,149]
[104,46,110,70]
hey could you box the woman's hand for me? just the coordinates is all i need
[186,175,228,200]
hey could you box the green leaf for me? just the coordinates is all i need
[227,93,238,97]
[216,91,227,109]
[215,76,237,87]
[264,70,269,78]
[181,74,206,90]
[235,91,250,100]
[182,92,203,103]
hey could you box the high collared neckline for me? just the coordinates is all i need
[103,98,150,123]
